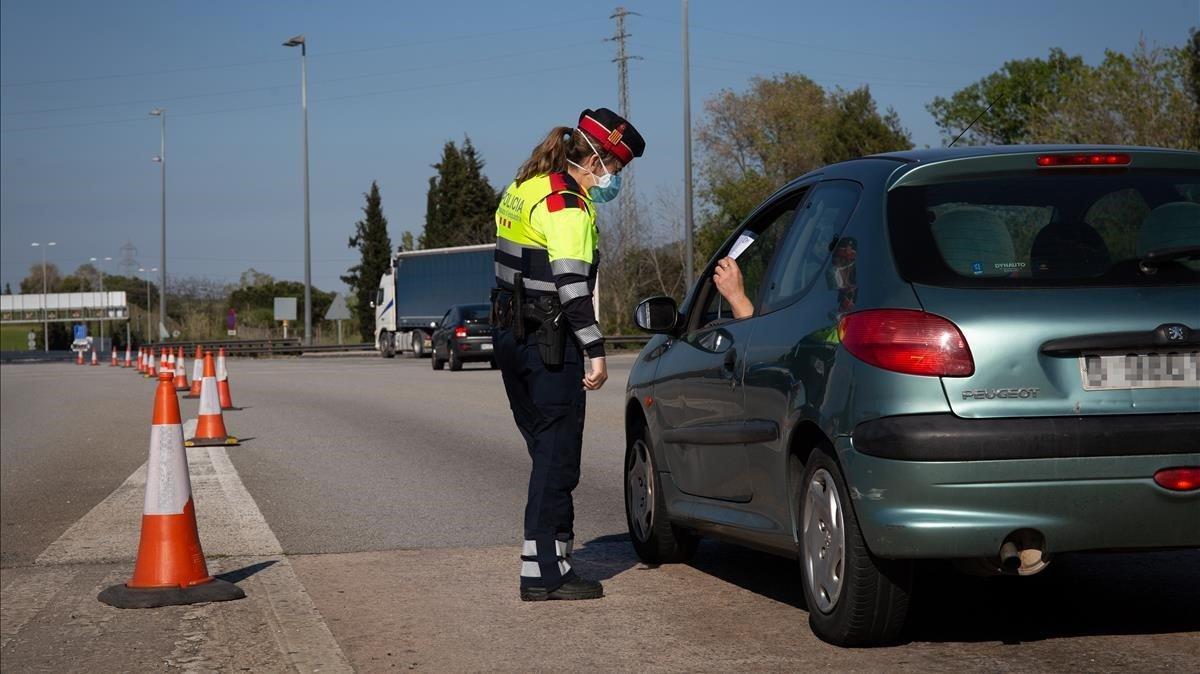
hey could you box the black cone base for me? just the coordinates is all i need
[98,578,245,609]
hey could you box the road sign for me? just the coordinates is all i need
[324,293,351,321]
[274,297,297,322]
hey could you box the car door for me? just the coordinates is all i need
[741,180,865,526]
[651,188,809,502]
[434,309,454,358]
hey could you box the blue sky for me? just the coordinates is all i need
[2,0,1196,295]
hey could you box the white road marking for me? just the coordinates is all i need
[15,435,351,672]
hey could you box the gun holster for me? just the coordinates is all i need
[523,296,565,368]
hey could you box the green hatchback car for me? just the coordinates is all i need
[625,146,1200,646]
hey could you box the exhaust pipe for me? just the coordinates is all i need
[999,541,1021,572]
[998,530,1051,576]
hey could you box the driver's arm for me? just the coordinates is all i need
[713,257,754,319]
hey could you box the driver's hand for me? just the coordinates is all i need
[583,356,608,391]
[713,257,755,319]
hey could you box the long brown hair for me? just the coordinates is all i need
[514,126,620,184]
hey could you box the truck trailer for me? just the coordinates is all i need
[373,243,494,358]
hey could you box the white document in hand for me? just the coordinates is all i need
[727,231,757,260]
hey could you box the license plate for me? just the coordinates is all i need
[481,343,493,351]
[1079,352,1200,390]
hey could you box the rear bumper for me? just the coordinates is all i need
[854,412,1200,461]
[453,337,495,361]
[837,436,1200,559]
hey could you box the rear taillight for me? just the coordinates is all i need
[454,326,468,338]
[838,309,974,377]
[1036,153,1130,168]
[1154,467,1200,492]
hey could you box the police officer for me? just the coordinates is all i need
[492,108,645,601]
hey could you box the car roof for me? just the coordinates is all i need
[864,144,1199,163]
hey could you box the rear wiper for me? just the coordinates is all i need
[1138,245,1200,274]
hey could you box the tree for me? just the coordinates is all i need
[695,74,911,260]
[19,262,61,294]
[228,271,333,329]
[926,48,1085,145]
[421,136,499,248]
[1028,38,1198,149]
[400,231,416,252]
[58,263,99,292]
[340,181,392,341]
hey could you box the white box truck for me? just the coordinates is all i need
[373,243,495,358]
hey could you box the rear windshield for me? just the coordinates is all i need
[888,171,1200,287]
[460,305,491,321]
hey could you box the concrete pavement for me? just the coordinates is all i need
[2,357,1197,671]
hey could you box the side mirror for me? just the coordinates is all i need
[634,296,680,334]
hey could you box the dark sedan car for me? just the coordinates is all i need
[431,303,496,371]
[626,146,1200,646]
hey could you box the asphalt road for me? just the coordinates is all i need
[2,355,1198,671]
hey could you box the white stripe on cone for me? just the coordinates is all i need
[217,354,228,382]
[144,423,191,515]
[177,353,187,377]
[192,354,203,383]
[198,376,221,415]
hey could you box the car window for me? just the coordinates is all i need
[889,171,1200,287]
[460,304,491,322]
[689,188,808,331]
[439,311,453,329]
[760,181,862,313]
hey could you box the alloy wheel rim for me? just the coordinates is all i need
[626,439,654,542]
[803,468,845,613]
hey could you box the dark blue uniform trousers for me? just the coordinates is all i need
[493,325,585,591]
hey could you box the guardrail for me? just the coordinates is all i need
[2,334,652,362]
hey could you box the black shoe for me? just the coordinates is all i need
[520,576,604,602]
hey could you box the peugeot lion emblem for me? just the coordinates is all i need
[1165,324,1187,341]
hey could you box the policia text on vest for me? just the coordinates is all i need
[491,107,645,602]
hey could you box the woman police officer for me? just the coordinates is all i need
[492,108,644,601]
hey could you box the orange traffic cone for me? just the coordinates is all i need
[145,349,157,378]
[136,347,144,373]
[185,346,203,399]
[97,370,245,609]
[186,353,239,447]
[91,349,99,366]
[216,348,237,410]
[77,350,85,366]
[174,347,189,392]
[125,344,133,368]
[163,347,175,375]
[111,347,120,367]
[185,351,202,398]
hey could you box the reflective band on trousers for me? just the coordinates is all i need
[494,262,557,292]
[573,323,603,346]
[557,281,591,303]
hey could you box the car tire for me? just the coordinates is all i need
[409,332,426,358]
[448,347,463,371]
[380,332,395,359]
[625,424,698,564]
[432,342,445,370]
[799,448,912,647]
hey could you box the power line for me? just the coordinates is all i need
[637,13,1002,70]
[0,61,602,133]
[2,43,580,117]
[0,17,600,89]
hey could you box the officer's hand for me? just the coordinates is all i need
[583,357,608,391]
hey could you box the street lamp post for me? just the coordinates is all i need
[90,256,112,350]
[31,241,55,352]
[139,267,157,343]
[283,34,312,345]
[682,0,695,287]
[150,108,167,340]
